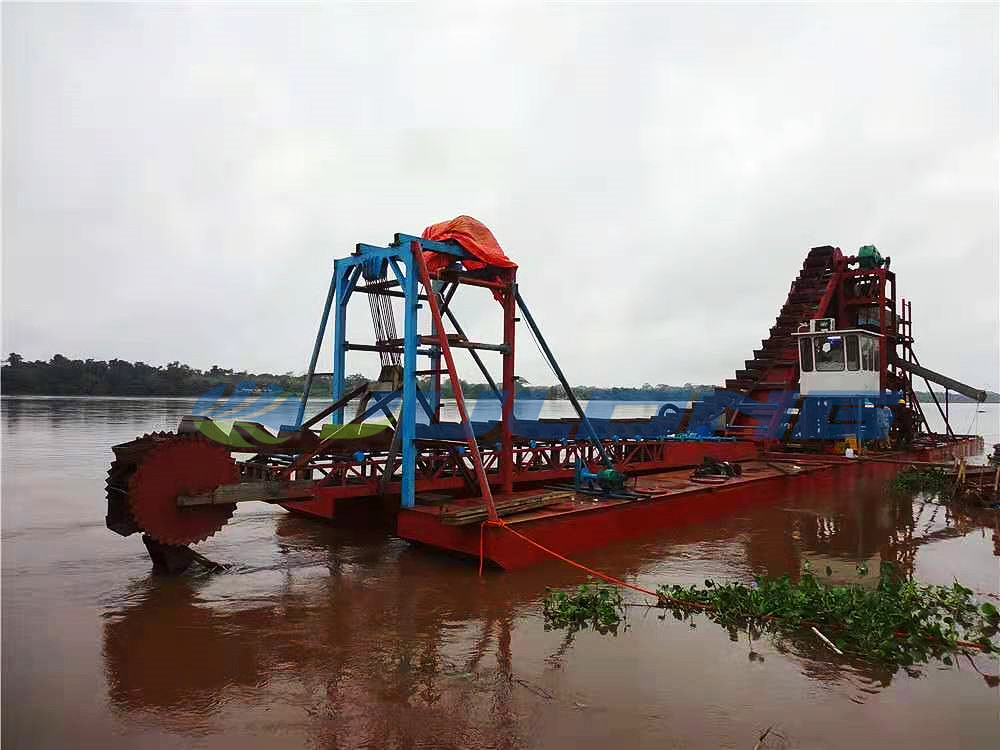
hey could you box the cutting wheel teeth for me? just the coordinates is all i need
[117,434,238,546]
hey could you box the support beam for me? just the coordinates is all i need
[300,382,369,430]
[178,480,319,506]
[500,279,516,493]
[439,282,459,316]
[379,427,402,495]
[330,263,355,424]
[918,378,955,438]
[400,248,419,507]
[514,290,614,468]
[353,287,431,301]
[418,336,509,353]
[412,241,498,521]
[345,343,436,356]
[296,265,339,426]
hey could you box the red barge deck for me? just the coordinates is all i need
[396,437,984,569]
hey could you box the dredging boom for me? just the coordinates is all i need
[891,356,987,403]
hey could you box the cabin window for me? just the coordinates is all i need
[846,335,860,371]
[860,336,871,370]
[799,337,814,372]
[814,335,845,371]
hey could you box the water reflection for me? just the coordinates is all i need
[101,524,547,746]
[4,397,997,748]
[101,464,998,744]
[2,396,197,434]
[103,578,273,716]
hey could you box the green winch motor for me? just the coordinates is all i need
[574,458,628,494]
[858,244,886,270]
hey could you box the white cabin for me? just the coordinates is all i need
[793,319,882,395]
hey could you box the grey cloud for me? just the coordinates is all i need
[3,3,997,390]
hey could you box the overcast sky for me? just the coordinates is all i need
[3,3,998,390]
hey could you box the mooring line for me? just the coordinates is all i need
[478,519,663,601]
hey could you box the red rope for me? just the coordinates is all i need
[479,519,661,599]
[478,520,487,578]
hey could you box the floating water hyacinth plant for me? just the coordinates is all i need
[542,583,625,636]
[891,466,952,494]
[542,563,999,669]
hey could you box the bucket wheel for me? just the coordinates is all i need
[106,433,239,545]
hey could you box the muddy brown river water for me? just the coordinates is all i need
[2,397,998,748]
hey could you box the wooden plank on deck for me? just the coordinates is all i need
[440,492,573,526]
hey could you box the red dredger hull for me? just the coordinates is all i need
[395,437,983,569]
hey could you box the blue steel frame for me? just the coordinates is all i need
[295,234,473,509]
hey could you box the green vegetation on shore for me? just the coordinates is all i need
[0,353,343,397]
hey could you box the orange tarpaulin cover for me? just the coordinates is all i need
[421,216,517,274]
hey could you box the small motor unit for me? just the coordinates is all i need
[574,458,628,494]
[858,245,887,270]
[798,317,837,333]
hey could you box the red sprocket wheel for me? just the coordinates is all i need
[127,436,239,545]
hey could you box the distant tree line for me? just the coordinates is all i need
[0,353,366,397]
[0,354,712,400]
[2,353,996,402]
[421,376,717,401]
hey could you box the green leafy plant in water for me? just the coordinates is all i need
[891,467,952,495]
[656,562,999,668]
[542,582,625,636]
[541,565,999,671]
